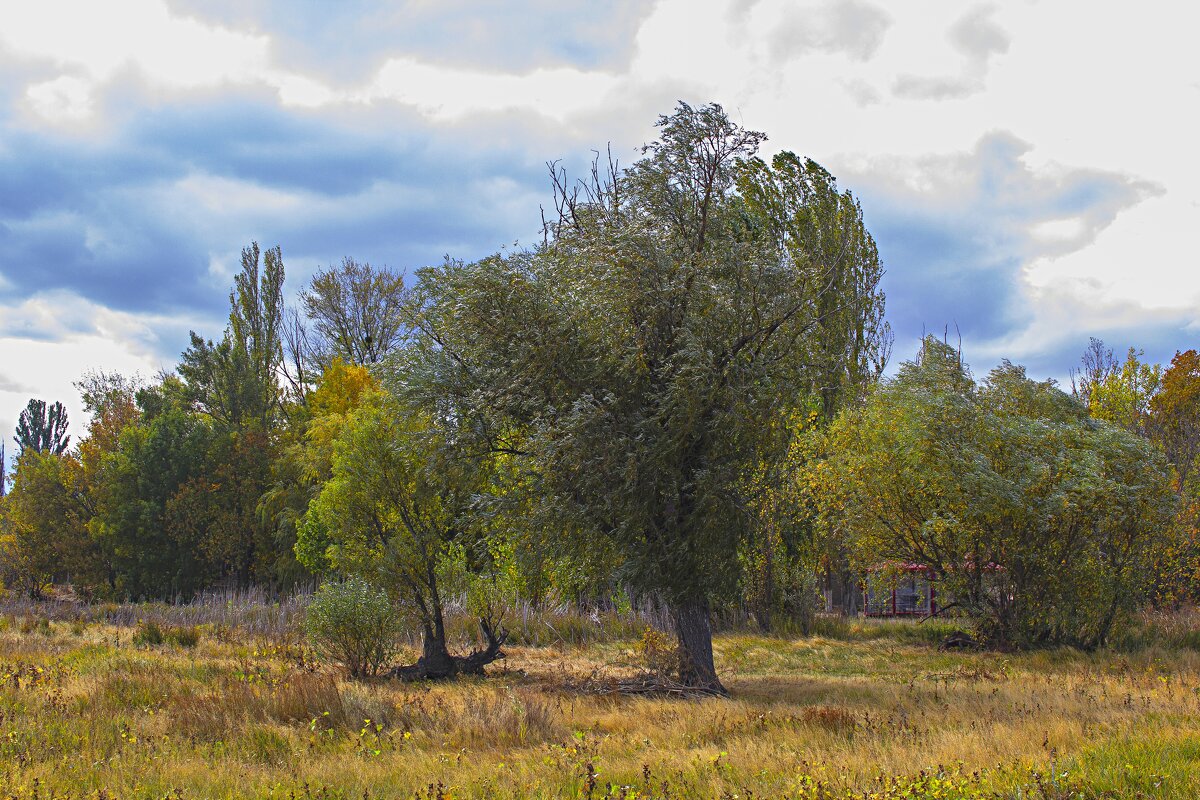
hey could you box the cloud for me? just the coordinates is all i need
[0,374,32,393]
[165,0,655,81]
[768,0,893,63]
[362,59,621,122]
[0,290,205,361]
[0,75,595,325]
[843,131,1160,350]
[839,78,882,107]
[0,290,198,461]
[949,4,1010,61]
[892,4,1009,101]
[0,0,1196,414]
[891,74,976,101]
[969,281,1198,385]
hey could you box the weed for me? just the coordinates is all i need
[18,616,51,636]
[635,626,678,676]
[164,624,201,648]
[132,620,164,646]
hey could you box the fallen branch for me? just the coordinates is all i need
[565,668,727,699]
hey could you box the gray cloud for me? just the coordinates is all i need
[839,78,882,106]
[992,304,1198,387]
[950,5,1010,60]
[0,74,597,336]
[769,0,893,63]
[166,0,655,83]
[892,74,976,101]
[0,374,32,393]
[835,131,1160,350]
[893,4,1009,101]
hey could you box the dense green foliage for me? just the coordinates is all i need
[0,105,1192,694]
[298,385,503,676]
[400,103,889,690]
[14,398,71,456]
[304,577,405,677]
[821,339,1177,648]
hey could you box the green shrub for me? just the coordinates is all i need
[304,578,405,678]
[164,625,201,648]
[133,620,163,646]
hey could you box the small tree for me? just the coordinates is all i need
[15,399,70,456]
[1148,350,1200,603]
[297,390,506,680]
[301,258,409,368]
[305,577,405,678]
[3,449,102,594]
[1071,338,1162,437]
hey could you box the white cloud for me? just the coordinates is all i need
[25,75,94,121]
[1024,195,1200,312]
[949,5,1009,60]
[1,0,334,120]
[766,0,893,63]
[1,0,1198,398]
[0,290,197,460]
[362,59,620,122]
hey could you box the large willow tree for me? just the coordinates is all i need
[408,103,887,693]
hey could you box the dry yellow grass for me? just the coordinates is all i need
[0,616,1196,798]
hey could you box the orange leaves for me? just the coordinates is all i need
[309,359,379,418]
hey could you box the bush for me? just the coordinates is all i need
[636,626,678,676]
[304,578,404,678]
[165,624,201,648]
[133,620,163,646]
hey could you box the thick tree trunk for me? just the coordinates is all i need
[417,621,456,676]
[389,618,507,681]
[671,600,727,696]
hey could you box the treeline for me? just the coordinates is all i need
[0,104,1196,692]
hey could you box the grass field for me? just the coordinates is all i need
[0,605,1197,799]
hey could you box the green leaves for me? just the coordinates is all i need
[304,577,404,678]
[14,399,70,457]
[821,336,1176,648]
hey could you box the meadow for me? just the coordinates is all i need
[0,596,1198,799]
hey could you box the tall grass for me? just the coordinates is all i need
[0,603,1198,798]
[0,585,308,639]
[0,615,1197,798]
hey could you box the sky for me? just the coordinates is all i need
[1,0,1198,456]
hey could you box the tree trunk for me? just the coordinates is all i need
[417,621,456,677]
[758,520,774,633]
[671,600,727,695]
[389,618,507,681]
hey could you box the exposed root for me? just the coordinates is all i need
[938,631,980,651]
[387,618,508,681]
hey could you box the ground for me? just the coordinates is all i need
[0,607,1197,799]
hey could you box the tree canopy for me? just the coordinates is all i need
[403,102,888,692]
[820,338,1176,648]
[15,399,70,457]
